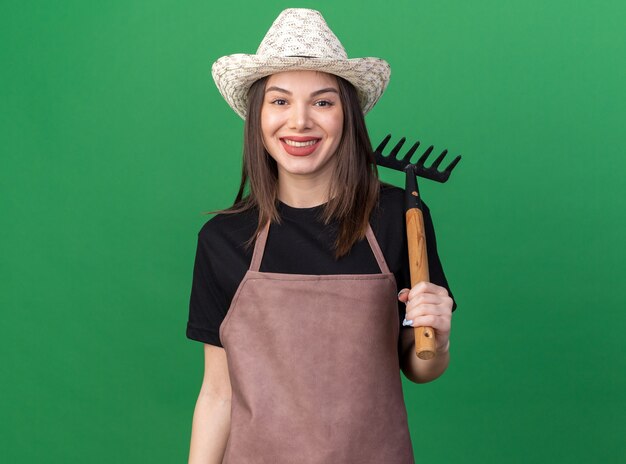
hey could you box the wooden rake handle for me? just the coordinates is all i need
[405,207,437,360]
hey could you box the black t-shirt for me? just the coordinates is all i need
[187,184,457,347]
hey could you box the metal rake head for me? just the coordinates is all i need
[373,134,461,183]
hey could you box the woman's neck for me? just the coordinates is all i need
[277,174,331,208]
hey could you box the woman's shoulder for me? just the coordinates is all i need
[378,182,431,211]
[373,182,434,234]
[375,183,404,224]
[378,183,403,208]
[197,207,258,248]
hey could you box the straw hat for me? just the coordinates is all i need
[211,8,391,119]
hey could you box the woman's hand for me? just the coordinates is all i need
[397,282,453,354]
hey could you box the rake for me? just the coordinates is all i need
[374,134,461,360]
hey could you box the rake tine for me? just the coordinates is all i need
[388,137,406,159]
[416,145,435,167]
[429,149,449,170]
[402,141,421,163]
[374,134,392,154]
[443,154,462,174]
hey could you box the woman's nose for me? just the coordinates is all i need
[288,104,312,130]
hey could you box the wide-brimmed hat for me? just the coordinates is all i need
[211,8,391,119]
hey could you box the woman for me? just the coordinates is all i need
[187,9,456,464]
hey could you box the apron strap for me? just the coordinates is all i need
[249,221,392,274]
[365,224,391,274]
[250,221,270,272]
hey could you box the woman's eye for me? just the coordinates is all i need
[271,98,287,105]
[315,100,334,107]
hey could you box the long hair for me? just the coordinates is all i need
[222,73,380,258]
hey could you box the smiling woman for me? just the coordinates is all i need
[186,8,456,464]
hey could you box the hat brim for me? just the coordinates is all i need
[212,54,391,119]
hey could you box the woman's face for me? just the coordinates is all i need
[261,70,344,184]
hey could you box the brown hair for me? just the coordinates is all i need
[222,73,380,258]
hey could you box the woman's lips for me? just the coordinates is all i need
[280,137,321,156]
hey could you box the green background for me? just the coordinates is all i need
[2,0,624,462]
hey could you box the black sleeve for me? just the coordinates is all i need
[186,230,228,347]
[186,211,257,347]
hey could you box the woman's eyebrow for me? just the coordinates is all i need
[311,87,339,97]
[265,86,339,97]
[265,86,291,94]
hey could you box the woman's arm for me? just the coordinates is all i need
[398,282,453,383]
[188,344,232,464]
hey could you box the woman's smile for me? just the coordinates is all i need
[280,136,322,155]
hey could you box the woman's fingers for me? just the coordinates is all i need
[397,282,449,302]
[397,288,410,303]
[405,301,449,315]
[399,283,453,313]
[407,281,449,300]
[403,314,450,331]
[401,310,452,328]
[399,282,453,330]
[406,292,444,306]
[402,284,453,326]
[406,296,454,314]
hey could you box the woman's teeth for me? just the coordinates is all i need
[283,139,319,147]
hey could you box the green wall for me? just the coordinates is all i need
[2,0,624,462]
